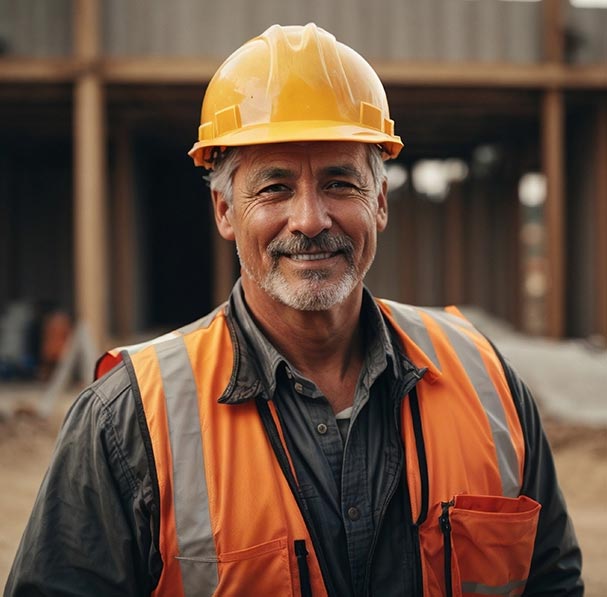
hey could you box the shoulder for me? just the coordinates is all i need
[376,298,500,372]
[71,361,137,430]
[377,298,476,335]
[60,363,151,497]
[95,304,230,379]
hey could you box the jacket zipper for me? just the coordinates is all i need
[256,397,336,597]
[439,499,455,597]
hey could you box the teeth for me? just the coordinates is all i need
[290,252,333,261]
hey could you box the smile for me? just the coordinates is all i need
[289,252,335,261]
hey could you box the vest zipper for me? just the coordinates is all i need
[294,539,313,597]
[409,386,429,525]
[256,397,337,596]
[408,385,429,595]
[439,499,455,597]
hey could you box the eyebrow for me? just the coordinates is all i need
[321,165,367,186]
[249,164,367,187]
[249,167,295,187]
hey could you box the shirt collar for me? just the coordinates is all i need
[220,279,399,404]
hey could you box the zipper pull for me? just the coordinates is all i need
[294,540,312,597]
[439,499,454,534]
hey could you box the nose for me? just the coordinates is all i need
[287,189,332,238]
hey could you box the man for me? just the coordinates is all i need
[6,24,582,596]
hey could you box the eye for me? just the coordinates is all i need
[258,183,291,195]
[325,180,361,193]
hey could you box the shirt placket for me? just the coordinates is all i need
[288,367,376,594]
[341,384,375,594]
[290,370,345,488]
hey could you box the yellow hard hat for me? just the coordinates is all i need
[188,23,403,169]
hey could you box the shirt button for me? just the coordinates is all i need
[294,382,304,393]
[316,423,328,435]
[285,368,293,379]
[347,506,361,521]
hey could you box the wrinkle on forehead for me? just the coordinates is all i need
[237,142,371,188]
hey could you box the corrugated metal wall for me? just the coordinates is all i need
[1,0,605,64]
[566,3,607,64]
[101,0,544,62]
[0,0,72,56]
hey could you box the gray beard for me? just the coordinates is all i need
[237,232,370,311]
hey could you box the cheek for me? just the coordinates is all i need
[345,208,380,240]
[236,227,273,263]
[243,210,287,248]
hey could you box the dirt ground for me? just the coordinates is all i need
[1,393,606,594]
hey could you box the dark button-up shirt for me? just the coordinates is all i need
[231,284,418,595]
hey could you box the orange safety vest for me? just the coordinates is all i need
[96,300,540,597]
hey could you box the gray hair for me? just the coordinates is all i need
[207,144,386,205]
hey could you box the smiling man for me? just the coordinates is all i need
[6,24,582,597]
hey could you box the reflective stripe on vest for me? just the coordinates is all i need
[420,307,519,497]
[129,308,327,597]
[462,579,526,595]
[379,300,441,370]
[95,305,227,380]
[381,300,521,497]
[156,335,218,595]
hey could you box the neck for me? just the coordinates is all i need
[241,278,365,411]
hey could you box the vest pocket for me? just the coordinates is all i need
[215,537,294,596]
[441,494,541,597]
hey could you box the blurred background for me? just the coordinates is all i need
[0,0,606,593]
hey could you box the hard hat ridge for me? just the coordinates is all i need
[265,23,356,124]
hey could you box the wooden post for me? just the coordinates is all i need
[542,0,564,63]
[399,190,417,304]
[509,176,522,329]
[73,0,108,352]
[541,90,565,338]
[541,0,566,338]
[595,105,607,340]
[444,183,464,306]
[113,124,137,340]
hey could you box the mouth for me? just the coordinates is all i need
[289,252,336,261]
[268,232,354,266]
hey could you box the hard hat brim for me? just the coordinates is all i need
[188,120,403,169]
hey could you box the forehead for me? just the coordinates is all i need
[235,141,371,178]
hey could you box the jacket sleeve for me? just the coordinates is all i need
[4,364,162,597]
[498,356,584,596]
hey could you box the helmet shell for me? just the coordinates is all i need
[189,23,403,168]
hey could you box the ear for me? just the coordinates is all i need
[211,189,235,241]
[376,178,388,232]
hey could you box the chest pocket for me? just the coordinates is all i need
[441,494,541,597]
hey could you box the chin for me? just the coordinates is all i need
[266,275,359,312]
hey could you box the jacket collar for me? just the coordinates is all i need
[218,280,403,405]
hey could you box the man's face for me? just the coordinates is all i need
[212,141,388,311]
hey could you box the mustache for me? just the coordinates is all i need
[267,231,354,259]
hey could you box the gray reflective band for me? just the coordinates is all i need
[381,300,441,370]
[425,309,520,497]
[156,336,219,596]
[462,579,527,595]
